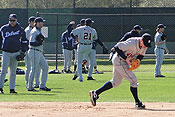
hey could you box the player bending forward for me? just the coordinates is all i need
[89,33,152,109]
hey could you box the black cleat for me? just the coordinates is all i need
[87,77,95,80]
[135,101,145,109]
[155,75,165,78]
[89,90,99,106]
[39,87,51,91]
[4,79,8,83]
[27,88,37,91]
[0,88,4,94]
[72,75,78,80]
[67,70,73,73]
[10,89,17,94]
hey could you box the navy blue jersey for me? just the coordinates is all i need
[0,23,28,53]
[61,31,74,50]
[119,30,141,42]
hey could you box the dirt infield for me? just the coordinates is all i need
[0,102,175,117]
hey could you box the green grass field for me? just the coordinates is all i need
[0,59,175,102]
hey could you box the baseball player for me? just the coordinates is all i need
[154,24,169,77]
[71,18,98,82]
[61,21,75,73]
[119,25,142,42]
[25,16,41,88]
[73,19,86,73]
[89,33,152,109]
[0,14,28,94]
[27,17,51,91]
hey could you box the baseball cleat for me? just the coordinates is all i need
[39,87,51,91]
[27,88,37,92]
[87,77,95,80]
[0,88,4,94]
[155,75,165,78]
[135,101,145,109]
[10,89,17,94]
[89,90,99,106]
[67,70,73,73]
[72,75,78,80]
[79,79,83,82]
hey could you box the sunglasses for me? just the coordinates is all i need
[9,20,16,22]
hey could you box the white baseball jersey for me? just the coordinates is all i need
[29,27,43,51]
[72,26,98,44]
[113,37,147,66]
[25,26,33,40]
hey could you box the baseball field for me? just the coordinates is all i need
[1,59,175,117]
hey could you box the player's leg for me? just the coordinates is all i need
[0,52,10,93]
[34,66,41,88]
[155,48,165,77]
[73,49,78,73]
[158,49,165,76]
[39,55,50,91]
[87,50,96,80]
[67,50,73,73]
[28,50,40,91]
[120,65,145,109]
[24,52,31,87]
[9,52,19,93]
[63,49,68,73]
[89,65,123,106]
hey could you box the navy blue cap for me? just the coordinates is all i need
[34,17,45,23]
[28,16,35,22]
[9,14,17,19]
[85,18,94,25]
[142,33,152,47]
[80,19,85,24]
[133,25,142,30]
[157,24,166,28]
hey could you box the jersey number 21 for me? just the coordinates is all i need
[84,33,91,40]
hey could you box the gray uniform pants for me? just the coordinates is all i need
[27,49,49,90]
[0,51,19,89]
[154,48,165,76]
[25,52,41,87]
[63,49,73,70]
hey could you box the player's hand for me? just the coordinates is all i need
[126,57,132,65]
[166,49,169,54]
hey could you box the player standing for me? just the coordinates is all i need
[25,16,41,88]
[71,18,97,82]
[154,24,169,77]
[61,21,75,73]
[89,33,152,109]
[0,14,28,94]
[27,17,50,91]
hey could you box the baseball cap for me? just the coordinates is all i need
[133,25,142,30]
[80,19,85,24]
[34,17,45,23]
[9,14,17,19]
[157,24,166,29]
[142,33,152,47]
[85,18,94,25]
[28,16,35,22]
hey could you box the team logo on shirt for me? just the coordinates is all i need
[5,30,20,38]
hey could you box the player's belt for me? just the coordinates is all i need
[157,47,165,50]
[30,48,43,52]
[80,43,91,45]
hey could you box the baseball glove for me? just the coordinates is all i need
[36,34,45,45]
[161,34,167,41]
[103,46,109,54]
[128,59,140,71]
[16,52,25,61]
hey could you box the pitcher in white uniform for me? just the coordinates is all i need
[89,33,152,109]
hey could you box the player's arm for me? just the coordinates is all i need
[95,39,105,48]
[30,32,42,47]
[136,55,144,61]
[155,35,165,45]
[20,28,29,52]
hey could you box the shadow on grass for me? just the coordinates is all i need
[4,93,56,96]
